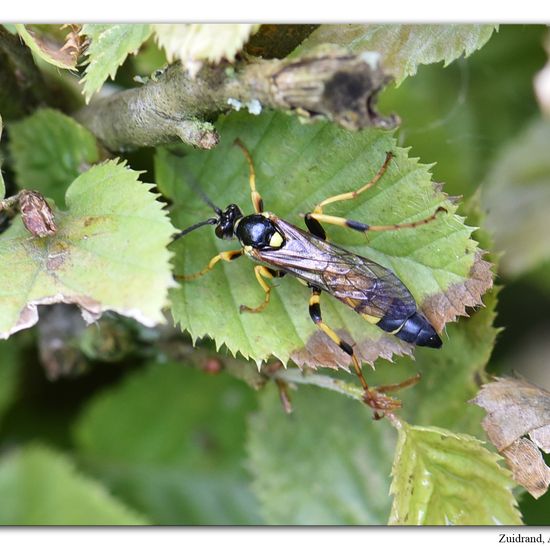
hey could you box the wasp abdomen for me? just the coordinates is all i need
[378,312,442,348]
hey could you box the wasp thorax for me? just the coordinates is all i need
[215,204,243,239]
[235,214,284,249]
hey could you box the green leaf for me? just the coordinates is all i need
[296,24,497,84]
[80,24,152,102]
[15,24,78,70]
[158,111,491,367]
[389,422,522,525]
[0,444,147,525]
[0,160,175,339]
[73,362,261,524]
[152,24,259,75]
[482,117,550,278]
[248,384,396,524]
[9,108,100,207]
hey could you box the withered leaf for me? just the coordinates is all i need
[18,190,57,238]
[500,437,550,499]
[471,377,550,451]
[471,377,550,498]
[15,24,82,70]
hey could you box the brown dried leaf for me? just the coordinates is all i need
[501,438,550,499]
[471,377,550,451]
[471,377,550,498]
[18,190,57,237]
[16,24,82,70]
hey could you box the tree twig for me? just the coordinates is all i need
[76,48,398,151]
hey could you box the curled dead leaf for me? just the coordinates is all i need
[16,24,82,70]
[471,377,550,498]
[18,190,57,237]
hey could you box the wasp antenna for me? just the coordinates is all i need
[171,218,218,242]
[181,168,222,214]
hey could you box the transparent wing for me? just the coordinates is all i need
[251,217,417,320]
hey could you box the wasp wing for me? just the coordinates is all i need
[249,217,417,321]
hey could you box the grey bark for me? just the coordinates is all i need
[76,50,398,151]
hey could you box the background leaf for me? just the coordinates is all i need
[378,26,547,198]
[295,24,497,84]
[389,422,522,525]
[153,24,259,75]
[247,384,396,524]
[482,117,550,278]
[9,108,100,207]
[0,340,20,427]
[0,113,4,199]
[73,362,261,525]
[80,24,152,102]
[0,160,175,338]
[158,111,491,368]
[0,444,147,525]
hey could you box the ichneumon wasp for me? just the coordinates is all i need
[173,140,445,415]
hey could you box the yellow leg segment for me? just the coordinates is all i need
[307,207,446,234]
[175,249,243,281]
[312,152,394,214]
[308,289,369,391]
[239,265,275,314]
[234,138,263,214]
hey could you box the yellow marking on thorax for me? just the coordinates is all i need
[269,231,284,248]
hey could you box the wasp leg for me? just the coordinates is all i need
[234,138,264,214]
[175,249,243,281]
[375,372,421,393]
[304,213,327,240]
[240,266,284,314]
[308,288,403,417]
[308,288,368,390]
[306,207,446,234]
[311,152,393,215]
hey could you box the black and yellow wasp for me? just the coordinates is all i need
[174,140,444,413]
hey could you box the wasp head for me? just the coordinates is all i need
[215,204,243,240]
